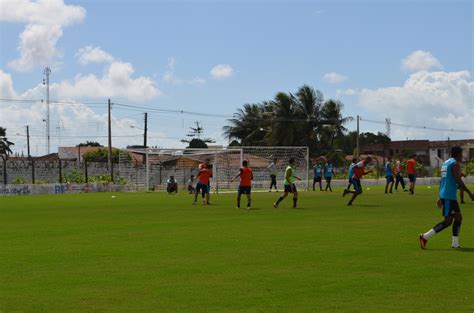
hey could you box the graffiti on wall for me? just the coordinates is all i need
[0,185,31,195]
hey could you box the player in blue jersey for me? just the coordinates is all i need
[384,157,395,194]
[312,160,323,191]
[346,158,357,191]
[324,160,334,192]
[419,146,474,249]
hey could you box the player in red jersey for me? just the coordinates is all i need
[231,160,254,209]
[342,156,373,206]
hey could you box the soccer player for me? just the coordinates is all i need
[166,175,178,194]
[394,158,407,192]
[419,146,474,249]
[273,158,302,209]
[406,154,417,195]
[346,158,357,191]
[231,160,253,209]
[193,161,211,205]
[384,157,395,194]
[268,158,278,192]
[187,175,195,194]
[312,160,323,191]
[342,156,373,206]
[324,160,334,192]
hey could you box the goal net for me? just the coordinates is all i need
[118,146,309,192]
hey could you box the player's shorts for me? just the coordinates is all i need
[352,178,362,192]
[284,184,297,193]
[270,175,277,183]
[325,176,332,182]
[196,182,209,194]
[238,186,252,195]
[440,199,460,217]
[386,175,394,183]
[313,176,322,182]
[408,174,416,182]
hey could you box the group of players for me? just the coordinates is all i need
[190,146,473,249]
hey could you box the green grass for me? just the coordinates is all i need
[1,186,473,312]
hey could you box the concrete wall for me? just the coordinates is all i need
[0,183,130,196]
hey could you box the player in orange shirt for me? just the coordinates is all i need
[406,154,418,195]
[231,160,254,209]
[193,160,211,205]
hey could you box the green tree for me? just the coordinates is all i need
[320,100,353,152]
[0,127,14,155]
[223,103,268,146]
[187,138,208,149]
[181,122,215,147]
[77,141,103,147]
[83,148,121,163]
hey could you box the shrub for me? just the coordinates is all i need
[12,176,27,184]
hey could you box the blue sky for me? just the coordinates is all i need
[1,0,473,155]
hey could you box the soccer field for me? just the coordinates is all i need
[1,186,473,312]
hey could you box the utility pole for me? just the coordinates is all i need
[43,67,51,154]
[26,125,31,158]
[144,112,148,148]
[108,99,113,180]
[356,115,360,159]
[385,118,391,138]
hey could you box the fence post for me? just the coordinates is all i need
[84,160,88,183]
[31,159,35,184]
[58,159,63,183]
[2,156,6,184]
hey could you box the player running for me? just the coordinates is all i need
[394,158,407,192]
[193,160,211,205]
[313,160,323,191]
[406,155,417,195]
[324,160,334,192]
[384,157,395,194]
[273,158,302,209]
[346,158,357,191]
[342,156,373,206]
[268,158,278,192]
[231,160,253,209]
[419,146,474,249]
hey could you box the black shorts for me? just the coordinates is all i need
[270,175,277,183]
[196,182,209,194]
[352,179,362,192]
[238,186,252,195]
[386,175,394,183]
[441,199,460,217]
[284,184,297,193]
[314,177,322,182]
[325,176,332,182]
[408,174,416,182]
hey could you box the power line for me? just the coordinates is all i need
[359,117,474,133]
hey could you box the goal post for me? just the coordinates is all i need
[118,146,309,192]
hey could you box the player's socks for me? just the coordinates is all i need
[423,229,436,240]
[276,197,283,205]
[292,198,297,208]
[452,236,460,248]
[237,199,241,208]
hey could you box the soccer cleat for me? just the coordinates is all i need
[246,206,251,210]
[273,203,278,208]
[342,190,347,197]
[419,234,427,250]
[452,245,461,249]
[347,201,352,206]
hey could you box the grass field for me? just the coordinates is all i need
[1,186,473,312]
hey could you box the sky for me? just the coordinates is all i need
[0,0,473,156]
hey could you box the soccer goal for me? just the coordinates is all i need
[118,146,309,192]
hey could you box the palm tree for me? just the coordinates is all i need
[0,127,14,155]
[320,100,353,151]
[293,85,324,149]
[272,92,299,146]
[223,103,268,146]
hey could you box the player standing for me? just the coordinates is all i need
[394,158,407,192]
[313,160,323,191]
[342,156,373,206]
[273,158,302,208]
[346,158,357,191]
[406,154,417,195]
[231,160,253,209]
[324,160,334,192]
[193,161,211,205]
[384,157,395,194]
[268,158,278,192]
[419,146,474,249]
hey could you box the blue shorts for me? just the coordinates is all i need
[408,174,416,182]
[352,179,362,192]
[238,186,251,195]
[196,182,209,194]
[386,175,394,183]
[441,199,460,217]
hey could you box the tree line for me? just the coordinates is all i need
[223,84,389,157]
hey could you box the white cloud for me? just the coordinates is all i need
[0,70,17,98]
[1,0,86,71]
[401,50,443,72]
[210,64,234,79]
[336,88,357,96]
[323,72,348,84]
[357,70,474,139]
[76,46,114,65]
[163,57,207,86]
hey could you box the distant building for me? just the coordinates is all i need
[361,139,474,166]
